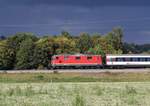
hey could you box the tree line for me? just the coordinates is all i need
[0,27,149,70]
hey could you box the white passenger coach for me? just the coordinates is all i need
[106,54,150,67]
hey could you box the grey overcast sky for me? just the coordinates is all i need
[0,0,150,44]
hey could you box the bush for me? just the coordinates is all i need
[125,85,137,95]
[73,94,85,106]
[7,88,14,96]
[35,75,44,80]
[24,85,35,96]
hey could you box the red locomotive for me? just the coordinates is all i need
[51,54,103,69]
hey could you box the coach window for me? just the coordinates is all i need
[147,58,150,61]
[117,58,120,61]
[116,58,118,61]
[145,58,149,61]
[145,58,148,61]
[125,58,130,61]
[87,56,92,60]
[122,58,125,61]
[140,58,145,61]
[116,58,122,62]
[137,58,140,61]
[146,58,149,61]
[129,58,132,61]
[116,58,119,61]
[132,58,138,61]
[76,56,81,60]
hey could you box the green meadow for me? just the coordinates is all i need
[0,82,150,106]
[0,72,150,106]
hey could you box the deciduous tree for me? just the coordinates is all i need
[15,38,35,69]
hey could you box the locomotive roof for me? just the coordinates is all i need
[52,54,101,56]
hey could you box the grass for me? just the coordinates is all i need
[0,82,150,106]
[0,71,150,105]
[0,72,150,82]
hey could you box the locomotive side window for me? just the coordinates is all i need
[76,56,81,60]
[55,56,59,59]
[87,56,92,60]
[64,56,69,60]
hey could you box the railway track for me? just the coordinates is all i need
[0,68,150,73]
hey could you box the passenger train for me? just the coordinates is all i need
[51,54,150,69]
